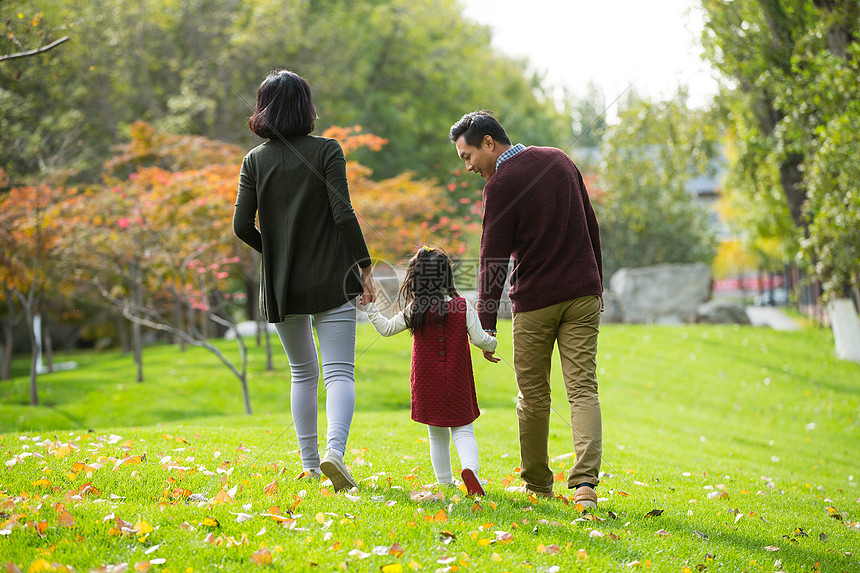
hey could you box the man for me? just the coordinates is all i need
[449,110,604,508]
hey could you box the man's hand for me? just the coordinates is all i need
[482,349,501,363]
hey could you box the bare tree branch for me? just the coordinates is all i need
[0,36,69,63]
[99,282,253,414]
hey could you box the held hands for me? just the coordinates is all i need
[482,330,501,363]
[359,265,376,305]
[482,349,501,363]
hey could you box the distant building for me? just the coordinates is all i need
[570,146,731,239]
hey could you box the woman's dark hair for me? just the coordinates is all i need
[398,246,459,335]
[449,110,511,147]
[248,69,316,139]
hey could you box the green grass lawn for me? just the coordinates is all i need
[1,321,859,572]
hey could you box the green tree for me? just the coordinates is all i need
[802,101,860,300]
[701,0,860,300]
[1,0,575,185]
[569,81,609,150]
[52,124,256,410]
[597,94,720,282]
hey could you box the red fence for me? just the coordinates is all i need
[714,275,785,292]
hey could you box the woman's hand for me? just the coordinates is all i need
[360,265,376,304]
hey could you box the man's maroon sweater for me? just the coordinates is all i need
[478,146,603,330]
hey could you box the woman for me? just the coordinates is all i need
[233,69,375,491]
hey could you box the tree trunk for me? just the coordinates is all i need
[23,308,38,406]
[187,303,196,339]
[132,317,143,382]
[813,0,858,58]
[29,341,39,405]
[117,312,130,354]
[240,373,252,414]
[131,262,143,382]
[1,332,10,380]
[827,298,860,363]
[43,316,54,373]
[202,309,212,340]
[245,278,257,325]
[2,292,14,380]
[200,278,212,340]
[778,154,807,229]
[172,288,186,351]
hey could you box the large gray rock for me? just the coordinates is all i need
[696,300,751,325]
[610,263,712,324]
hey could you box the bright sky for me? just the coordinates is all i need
[459,0,720,110]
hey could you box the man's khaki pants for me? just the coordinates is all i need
[511,295,602,492]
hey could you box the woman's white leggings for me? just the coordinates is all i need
[427,423,480,483]
[274,300,356,471]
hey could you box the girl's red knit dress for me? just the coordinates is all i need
[409,297,480,427]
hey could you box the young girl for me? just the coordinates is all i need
[361,246,497,496]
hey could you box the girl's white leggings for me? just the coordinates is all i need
[274,300,356,472]
[427,423,480,483]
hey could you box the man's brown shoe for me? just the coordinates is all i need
[523,485,553,498]
[573,485,597,508]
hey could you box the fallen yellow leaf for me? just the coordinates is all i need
[200,516,220,528]
[26,558,54,572]
[53,445,72,458]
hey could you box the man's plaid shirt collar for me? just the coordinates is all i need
[495,143,526,169]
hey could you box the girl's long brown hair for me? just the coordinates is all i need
[397,246,459,335]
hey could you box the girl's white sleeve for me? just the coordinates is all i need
[465,299,498,352]
[363,302,409,337]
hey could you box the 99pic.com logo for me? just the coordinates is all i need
[342,258,402,316]
[343,257,513,317]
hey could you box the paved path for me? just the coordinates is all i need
[745,306,800,331]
